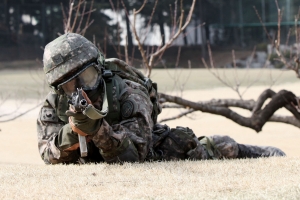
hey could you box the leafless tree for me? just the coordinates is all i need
[0,0,95,123]
[4,0,300,133]
[123,0,300,132]
[60,0,300,132]
[61,0,95,35]
[0,53,49,122]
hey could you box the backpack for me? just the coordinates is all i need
[102,58,162,125]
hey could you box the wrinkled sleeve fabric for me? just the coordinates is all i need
[92,79,154,161]
[37,92,79,164]
[37,78,154,164]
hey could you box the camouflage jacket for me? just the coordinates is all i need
[37,74,154,164]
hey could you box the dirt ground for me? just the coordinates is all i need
[0,82,299,166]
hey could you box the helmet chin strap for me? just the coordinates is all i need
[82,80,108,120]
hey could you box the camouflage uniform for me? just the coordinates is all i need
[37,33,285,165]
[37,75,154,164]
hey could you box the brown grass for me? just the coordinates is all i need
[1,158,300,199]
[1,68,300,199]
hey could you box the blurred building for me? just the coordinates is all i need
[0,0,299,61]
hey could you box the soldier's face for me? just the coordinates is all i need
[59,65,100,96]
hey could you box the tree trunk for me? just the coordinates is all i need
[194,15,198,45]
[41,2,46,47]
[125,15,133,48]
[182,28,188,46]
[230,0,238,45]
[198,0,207,59]
[158,12,165,46]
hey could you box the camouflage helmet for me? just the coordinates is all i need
[43,33,105,87]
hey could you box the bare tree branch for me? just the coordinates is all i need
[70,0,83,32]
[159,109,195,123]
[82,0,94,35]
[147,0,196,77]
[65,1,74,33]
[75,1,86,33]
[159,89,300,132]
[142,0,158,44]
[0,102,43,123]
[269,115,300,127]
[128,0,151,72]
[62,0,95,35]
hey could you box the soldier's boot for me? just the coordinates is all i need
[209,135,286,159]
[237,144,286,159]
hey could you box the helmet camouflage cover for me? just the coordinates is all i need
[43,33,104,86]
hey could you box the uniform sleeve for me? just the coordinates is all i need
[92,79,154,161]
[37,94,79,164]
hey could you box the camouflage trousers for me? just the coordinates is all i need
[61,124,286,164]
[149,124,286,161]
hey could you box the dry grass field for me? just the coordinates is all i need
[1,66,300,199]
[1,158,300,199]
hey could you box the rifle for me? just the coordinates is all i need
[70,88,88,157]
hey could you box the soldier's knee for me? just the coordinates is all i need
[210,135,239,159]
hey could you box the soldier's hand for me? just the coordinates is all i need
[66,104,102,136]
